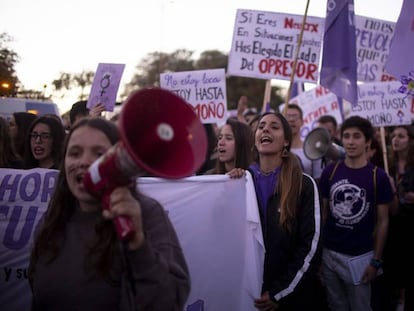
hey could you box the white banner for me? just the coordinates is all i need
[0,169,263,311]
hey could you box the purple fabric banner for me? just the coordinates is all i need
[385,0,414,79]
[320,0,358,106]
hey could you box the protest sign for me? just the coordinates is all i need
[228,9,324,83]
[355,15,396,82]
[160,68,227,124]
[87,63,125,112]
[281,86,343,139]
[347,81,413,126]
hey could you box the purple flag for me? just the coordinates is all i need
[385,0,414,82]
[320,0,358,106]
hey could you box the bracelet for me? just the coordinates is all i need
[370,258,383,269]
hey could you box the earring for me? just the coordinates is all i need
[282,146,289,158]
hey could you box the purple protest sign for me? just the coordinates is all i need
[87,63,125,112]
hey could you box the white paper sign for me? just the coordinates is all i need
[160,69,227,124]
[228,9,324,83]
[281,86,343,139]
[347,81,412,127]
[355,15,396,82]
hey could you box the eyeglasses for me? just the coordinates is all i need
[29,132,52,140]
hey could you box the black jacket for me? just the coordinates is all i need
[256,173,323,308]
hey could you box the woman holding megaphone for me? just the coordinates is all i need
[28,117,190,311]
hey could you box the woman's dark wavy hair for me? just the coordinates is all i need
[254,112,303,232]
[12,112,37,158]
[24,115,66,169]
[30,117,120,278]
[0,116,21,167]
[214,118,254,173]
[389,125,414,172]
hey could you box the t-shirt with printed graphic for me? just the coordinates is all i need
[319,161,393,256]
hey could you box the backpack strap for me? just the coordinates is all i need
[373,165,377,206]
[329,161,341,182]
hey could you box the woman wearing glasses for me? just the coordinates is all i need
[24,115,66,169]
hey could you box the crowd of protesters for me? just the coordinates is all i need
[0,92,413,311]
[231,98,413,311]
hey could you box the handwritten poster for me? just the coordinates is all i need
[160,69,227,124]
[87,63,125,112]
[228,9,324,83]
[355,15,396,82]
[347,81,412,126]
[281,86,343,139]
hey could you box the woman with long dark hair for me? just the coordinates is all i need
[28,117,190,311]
[383,125,414,311]
[24,115,66,169]
[208,118,254,174]
[229,112,323,310]
[0,116,24,168]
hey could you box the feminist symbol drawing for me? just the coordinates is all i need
[100,73,111,96]
[87,63,125,112]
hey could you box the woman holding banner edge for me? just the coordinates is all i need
[28,117,190,311]
[228,112,324,310]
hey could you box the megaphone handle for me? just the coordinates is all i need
[102,192,135,240]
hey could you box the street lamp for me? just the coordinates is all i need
[1,82,10,89]
[0,81,11,96]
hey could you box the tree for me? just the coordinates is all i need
[17,89,49,100]
[52,70,95,100]
[0,33,20,97]
[122,49,195,98]
[195,50,228,70]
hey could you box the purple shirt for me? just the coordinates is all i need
[249,163,281,223]
[319,161,393,255]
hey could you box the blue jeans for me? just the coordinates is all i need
[321,248,372,311]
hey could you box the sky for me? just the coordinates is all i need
[1,0,404,114]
